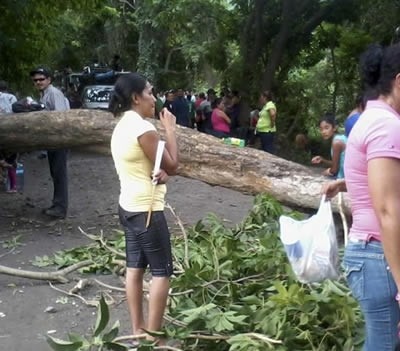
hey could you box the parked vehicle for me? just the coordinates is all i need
[81,85,114,110]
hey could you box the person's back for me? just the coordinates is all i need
[172,95,189,127]
[200,99,213,132]
[345,100,399,240]
[332,134,347,179]
[0,81,17,114]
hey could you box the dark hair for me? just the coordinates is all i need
[0,80,8,91]
[199,92,205,99]
[319,112,337,127]
[360,43,400,95]
[211,97,223,109]
[261,90,273,101]
[232,90,240,98]
[108,73,147,117]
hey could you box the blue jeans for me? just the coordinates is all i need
[258,132,275,154]
[343,240,400,351]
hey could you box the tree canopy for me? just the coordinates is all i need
[2,0,400,138]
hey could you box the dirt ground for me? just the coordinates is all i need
[0,151,254,351]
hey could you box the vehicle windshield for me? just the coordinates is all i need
[83,86,113,103]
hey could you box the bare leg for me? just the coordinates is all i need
[146,276,170,342]
[125,268,146,335]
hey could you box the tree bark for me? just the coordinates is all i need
[0,109,349,213]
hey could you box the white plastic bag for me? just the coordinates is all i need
[279,195,339,283]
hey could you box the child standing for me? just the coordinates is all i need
[0,154,18,193]
[311,113,347,179]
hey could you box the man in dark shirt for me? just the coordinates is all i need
[163,90,175,112]
[171,89,190,127]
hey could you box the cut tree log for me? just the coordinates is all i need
[0,109,350,213]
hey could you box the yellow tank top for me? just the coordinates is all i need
[111,110,166,212]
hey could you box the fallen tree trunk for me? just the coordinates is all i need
[0,109,350,213]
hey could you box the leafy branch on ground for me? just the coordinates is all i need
[33,195,363,350]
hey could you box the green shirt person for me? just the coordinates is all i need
[255,91,277,153]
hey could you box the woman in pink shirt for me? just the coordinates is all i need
[323,43,400,350]
[211,97,231,138]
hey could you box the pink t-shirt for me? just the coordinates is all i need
[211,109,230,134]
[344,100,400,241]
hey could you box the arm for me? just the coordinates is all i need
[268,108,276,128]
[311,155,332,166]
[138,108,179,175]
[218,110,231,124]
[369,158,400,291]
[321,178,347,199]
[324,140,344,176]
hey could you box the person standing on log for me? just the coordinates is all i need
[109,73,178,345]
[30,66,69,219]
[255,90,277,154]
[321,43,400,351]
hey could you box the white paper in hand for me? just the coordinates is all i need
[152,141,165,184]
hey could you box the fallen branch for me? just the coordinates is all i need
[49,282,98,307]
[0,260,93,283]
[79,227,126,258]
[114,331,281,345]
[93,278,125,292]
[165,203,189,269]
[0,247,15,259]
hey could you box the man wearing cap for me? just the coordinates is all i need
[30,66,69,219]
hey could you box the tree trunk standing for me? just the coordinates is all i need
[261,0,294,91]
[238,0,267,95]
[135,0,165,86]
[0,109,350,214]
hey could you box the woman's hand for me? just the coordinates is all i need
[322,168,334,176]
[321,179,345,199]
[159,108,176,132]
[311,156,322,164]
[152,169,169,184]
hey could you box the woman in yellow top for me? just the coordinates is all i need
[255,90,277,154]
[110,73,178,345]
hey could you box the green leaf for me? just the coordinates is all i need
[102,320,120,342]
[68,333,87,343]
[46,336,82,351]
[103,342,128,351]
[93,295,110,337]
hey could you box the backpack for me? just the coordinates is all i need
[12,97,45,113]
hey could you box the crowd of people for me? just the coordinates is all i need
[154,87,278,154]
[2,42,400,350]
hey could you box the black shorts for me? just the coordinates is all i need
[118,206,173,277]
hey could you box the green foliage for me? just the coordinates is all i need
[166,194,363,350]
[44,194,363,350]
[32,231,125,273]
[1,234,23,249]
[47,295,127,351]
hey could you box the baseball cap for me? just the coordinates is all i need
[30,66,51,78]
